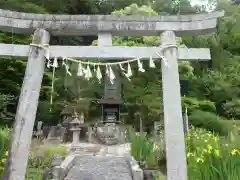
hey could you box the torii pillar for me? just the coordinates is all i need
[161,31,187,179]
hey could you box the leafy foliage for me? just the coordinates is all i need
[127,127,164,168]
[1,1,240,179]
[186,128,240,180]
[0,0,240,130]
[183,97,216,113]
[0,94,15,124]
[0,127,11,176]
[189,110,229,135]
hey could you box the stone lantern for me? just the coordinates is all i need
[69,112,81,145]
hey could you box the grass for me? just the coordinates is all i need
[127,127,164,169]
[128,126,240,180]
[0,126,11,177]
[0,135,68,179]
[25,168,44,180]
[29,140,68,166]
[26,142,68,179]
[186,128,240,180]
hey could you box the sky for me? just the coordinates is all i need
[190,0,215,12]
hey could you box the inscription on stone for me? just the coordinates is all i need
[47,20,158,32]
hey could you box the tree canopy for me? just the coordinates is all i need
[0,0,240,131]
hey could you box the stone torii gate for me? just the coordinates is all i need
[0,9,224,180]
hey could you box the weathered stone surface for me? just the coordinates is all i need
[51,154,63,168]
[56,154,77,180]
[143,170,165,180]
[55,144,141,180]
[65,156,133,180]
[161,31,187,179]
[143,170,154,180]
[0,43,211,61]
[42,125,51,138]
[128,156,144,180]
[42,167,51,180]
[47,126,66,144]
[0,9,224,36]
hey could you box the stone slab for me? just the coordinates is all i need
[0,44,211,61]
[57,154,77,180]
[65,156,133,180]
[0,9,224,36]
[127,156,144,180]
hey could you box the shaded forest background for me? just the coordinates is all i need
[0,0,240,134]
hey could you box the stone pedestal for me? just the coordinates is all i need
[70,128,81,153]
[69,112,82,147]
[72,129,80,145]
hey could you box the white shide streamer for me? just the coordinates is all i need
[43,49,171,85]
[96,66,102,82]
[85,65,92,80]
[127,63,132,77]
[149,56,156,68]
[137,58,145,72]
[37,43,175,110]
[77,63,84,76]
[52,57,58,68]
[109,66,116,84]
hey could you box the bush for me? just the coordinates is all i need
[198,100,216,113]
[189,110,228,135]
[0,127,11,177]
[223,99,240,119]
[30,144,68,167]
[0,127,11,160]
[127,127,164,169]
[43,145,68,166]
[182,97,216,114]
[36,101,64,125]
[0,151,8,177]
[25,167,43,180]
[26,144,68,180]
[0,94,15,125]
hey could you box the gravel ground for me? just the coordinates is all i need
[64,156,133,180]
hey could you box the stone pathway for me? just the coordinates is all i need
[64,156,133,180]
[64,143,134,180]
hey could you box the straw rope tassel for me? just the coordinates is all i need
[49,67,56,112]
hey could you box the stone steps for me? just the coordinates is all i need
[59,143,143,180]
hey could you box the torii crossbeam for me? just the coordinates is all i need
[0,9,224,180]
[0,44,211,60]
